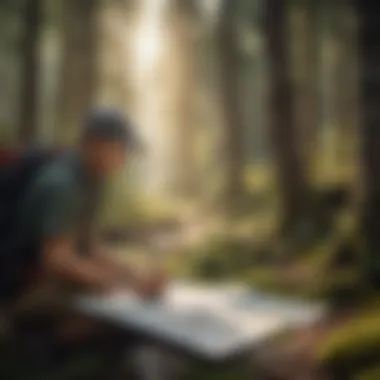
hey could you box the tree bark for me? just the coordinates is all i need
[334,0,358,165]
[217,0,245,200]
[57,0,99,145]
[263,0,308,224]
[167,0,199,197]
[18,0,42,144]
[290,0,319,174]
[356,0,380,285]
[96,0,134,109]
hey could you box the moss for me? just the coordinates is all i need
[317,310,380,374]
[356,366,380,380]
[99,184,178,228]
[244,267,297,294]
[245,262,362,305]
[185,236,259,280]
[308,269,363,302]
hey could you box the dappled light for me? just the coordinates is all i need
[0,0,378,379]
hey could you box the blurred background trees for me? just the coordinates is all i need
[1,0,380,378]
[0,0,364,266]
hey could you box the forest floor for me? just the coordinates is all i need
[254,309,355,379]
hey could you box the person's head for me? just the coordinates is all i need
[80,108,138,178]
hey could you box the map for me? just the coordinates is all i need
[75,281,326,361]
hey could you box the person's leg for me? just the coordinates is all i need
[8,278,115,372]
[10,279,106,341]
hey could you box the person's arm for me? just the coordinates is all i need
[85,231,136,284]
[42,235,115,291]
[36,179,115,292]
[86,234,167,297]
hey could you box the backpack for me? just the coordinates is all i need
[0,146,60,299]
[0,146,59,239]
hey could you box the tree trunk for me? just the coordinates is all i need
[263,0,308,225]
[167,0,199,197]
[97,0,134,109]
[18,0,42,144]
[290,0,319,176]
[356,0,380,286]
[334,0,358,166]
[57,0,99,145]
[217,0,245,200]
[131,0,198,200]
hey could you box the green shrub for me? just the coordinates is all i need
[317,311,380,376]
[98,174,178,228]
[356,366,380,380]
[308,269,363,302]
[245,263,362,303]
[244,267,301,295]
[186,237,257,280]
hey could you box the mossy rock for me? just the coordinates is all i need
[317,310,380,376]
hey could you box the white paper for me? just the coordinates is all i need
[75,281,326,360]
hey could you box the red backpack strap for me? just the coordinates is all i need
[0,147,21,167]
[0,146,64,168]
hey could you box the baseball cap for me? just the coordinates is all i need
[82,108,143,153]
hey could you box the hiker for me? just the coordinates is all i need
[0,108,166,342]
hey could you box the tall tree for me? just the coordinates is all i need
[356,0,380,286]
[167,0,199,197]
[290,0,319,175]
[333,0,358,166]
[58,0,99,145]
[97,0,135,109]
[131,0,199,199]
[263,0,309,227]
[18,0,42,143]
[217,0,245,200]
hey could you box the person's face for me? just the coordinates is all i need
[83,140,127,178]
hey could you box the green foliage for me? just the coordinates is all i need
[0,124,15,144]
[245,242,363,302]
[0,0,25,13]
[98,173,178,229]
[184,236,257,280]
[357,366,380,380]
[253,265,361,299]
[317,310,380,376]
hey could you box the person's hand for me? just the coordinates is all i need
[88,267,120,296]
[132,271,169,300]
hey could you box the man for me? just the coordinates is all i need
[3,108,164,340]
[0,109,188,380]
